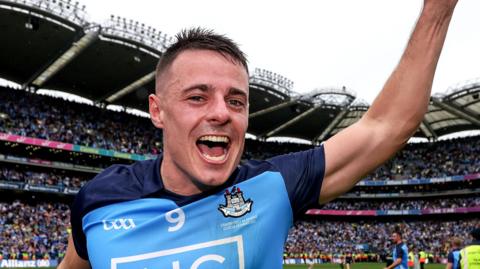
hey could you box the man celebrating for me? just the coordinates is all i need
[385,231,409,269]
[446,237,462,269]
[59,0,458,268]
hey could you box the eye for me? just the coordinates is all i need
[188,96,205,102]
[228,99,245,107]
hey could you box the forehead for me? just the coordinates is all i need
[164,50,249,87]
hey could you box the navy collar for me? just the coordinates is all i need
[141,154,164,195]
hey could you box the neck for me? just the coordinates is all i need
[160,155,203,196]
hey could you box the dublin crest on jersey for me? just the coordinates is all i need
[218,186,253,218]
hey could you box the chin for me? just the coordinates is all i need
[195,171,230,188]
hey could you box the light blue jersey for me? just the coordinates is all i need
[393,242,408,269]
[448,249,460,269]
[71,147,325,268]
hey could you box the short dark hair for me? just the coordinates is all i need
[155,27,248,89]
[393,227,402,238]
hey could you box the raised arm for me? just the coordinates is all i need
[320,0,458,204]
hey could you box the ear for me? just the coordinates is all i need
[149,93,165,129]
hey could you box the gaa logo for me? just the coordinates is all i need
[102,219,136,231]
[111,235,244,269]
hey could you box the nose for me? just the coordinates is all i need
[206,95,230,125]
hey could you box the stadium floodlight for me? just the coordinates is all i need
[5,0,89,27]
[445,77,480,97]
[302,87,356,108]
[101,15,173,53]
[249,68,294,97]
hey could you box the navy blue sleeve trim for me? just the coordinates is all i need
[70,188,89,260]
[266,146,325,220]
[394,245,403,259]
[447,252,454,263]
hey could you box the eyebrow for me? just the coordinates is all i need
[182,84,210,93]
[228,87,248,99]
[182,84,248,99]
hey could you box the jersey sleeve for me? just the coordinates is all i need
[266,145,325,219]
[70,185,89,260]
[394,244,405,260]
[447,252,454,263]
[70,161,150,260]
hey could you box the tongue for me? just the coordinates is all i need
[198,144,225,157]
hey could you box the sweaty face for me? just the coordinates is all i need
[150,49,249,195]
[391,233,400,243]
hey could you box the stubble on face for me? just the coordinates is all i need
[152,49,249,195]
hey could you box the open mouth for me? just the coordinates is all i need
[196,135,230,162]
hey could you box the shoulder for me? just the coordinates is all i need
[396,243,406,253]
[235,159,281,181]
[74,157,161,216]
[447,251,454,261]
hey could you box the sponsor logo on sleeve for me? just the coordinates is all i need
[102,219,136,231]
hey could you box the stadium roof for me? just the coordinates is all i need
[1,0,479,143]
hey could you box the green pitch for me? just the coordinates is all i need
[16,264,445,269]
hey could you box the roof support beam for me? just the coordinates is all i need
[29,31,98,87]
[431,98,480,127]
[419,120,437,141]
[249,99,298,119]
[313,108,349,143]
[263,106,319,138]
[104,71,156,103]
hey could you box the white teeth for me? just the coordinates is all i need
[198,135,230,143]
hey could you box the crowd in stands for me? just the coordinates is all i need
[350,179,480,194]
[0,86,162,155]
[0,167,86,188]
[0,200,478,262]
[0,201,68,261]
[1,76,480,264]
[285,219,480,261]
[322,196,480,210]
[3,163,478,210]
[365,136,480,180]
[1,87,479,181]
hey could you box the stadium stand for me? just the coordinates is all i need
[0,0,479,266]
[0,201,68,262]
[0,86,479,266]
[1,86,479,180]
[0,86,162,155]
[285,219,480,264]
[322,197,479,210]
